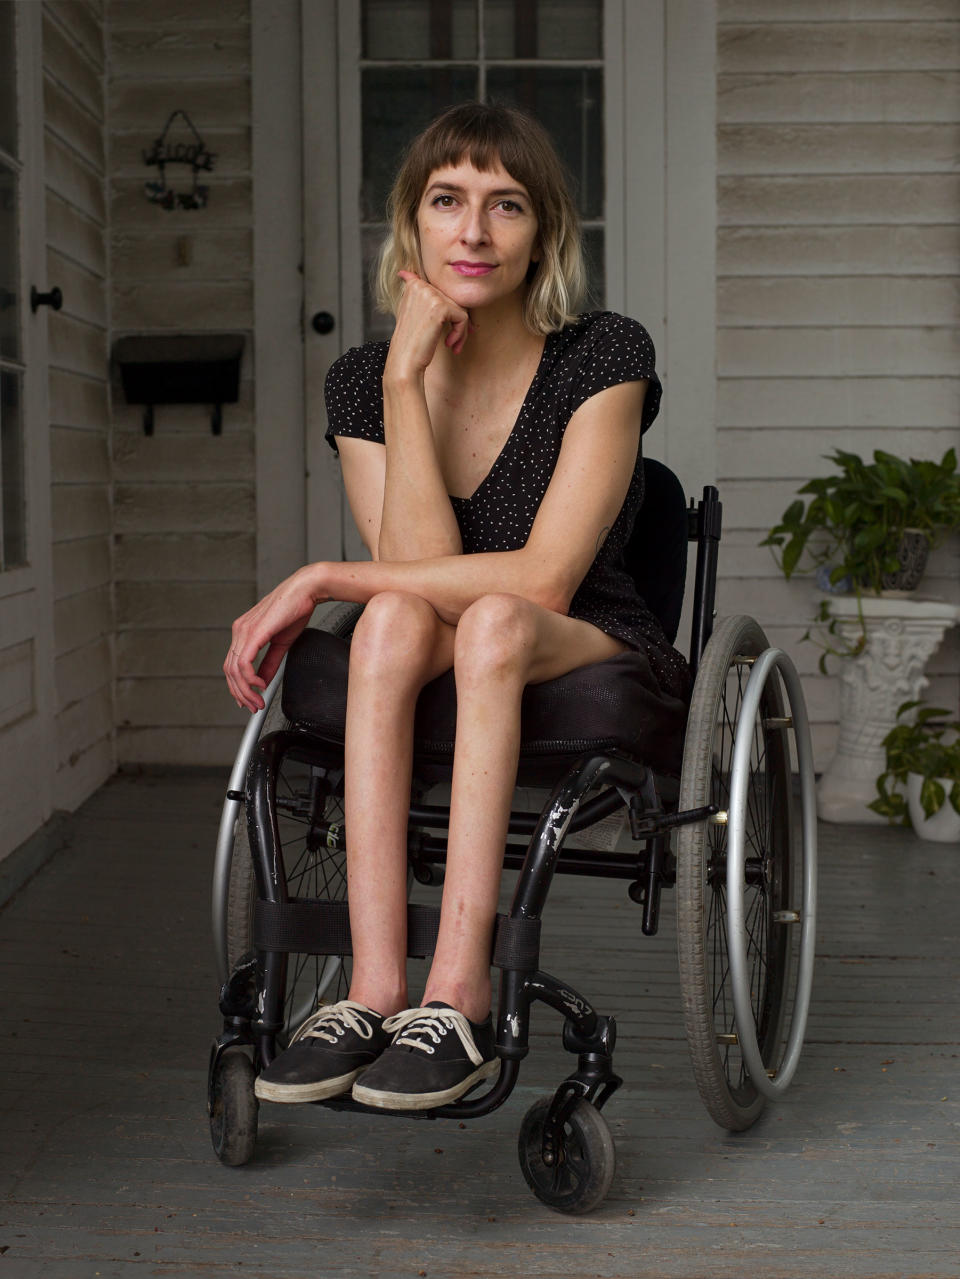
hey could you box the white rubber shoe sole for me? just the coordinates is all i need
[254,1068,361,1103]
[351,1058,499,1111]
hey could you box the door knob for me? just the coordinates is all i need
[31,286,63,312]
[311,310,336,335]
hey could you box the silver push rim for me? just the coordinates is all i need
[211,666,284,984]
[726,647,818,1099]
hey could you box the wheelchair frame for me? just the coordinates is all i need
[208,484,818,1213]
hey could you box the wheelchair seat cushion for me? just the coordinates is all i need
[281,627,688,784]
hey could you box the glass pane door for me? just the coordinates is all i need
[359,0,605,340]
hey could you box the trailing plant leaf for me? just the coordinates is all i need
[868,775,908,823]
[919,777,946,821]
[871,703,960,828]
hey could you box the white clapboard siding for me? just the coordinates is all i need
[114,533,255,584]
[116,627,246,678]
[110,0,249,25]
[717,3,960,770]
[718,278,960,328]
[118,726,250,767]
[718,174,960,226]
[719,123,960,174]
[718,21,960,72]
[43,1,114,812]
[719,71,960,123]
[50,424,109,484]
[719,376,960,428]
[719,226,960,276]
[107,0,254,763]
[720,3,960,18]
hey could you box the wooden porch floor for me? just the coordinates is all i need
[1,770,958,1278]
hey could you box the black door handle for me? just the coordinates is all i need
[31,286,63,312]
[311,310,336,335]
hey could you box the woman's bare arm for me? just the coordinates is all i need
[336,372,463,563]
[338,272,470,562]
[225,379,646,710]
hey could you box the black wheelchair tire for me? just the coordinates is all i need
[225,693,289,976]
[517,1096,616,1214]
[675,615,795,1132]
[210,1050,258,1167]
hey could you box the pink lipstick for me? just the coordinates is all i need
[451,261,496,276]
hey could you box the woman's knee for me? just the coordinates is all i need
[349,591,441,679]
[454,593,539,683]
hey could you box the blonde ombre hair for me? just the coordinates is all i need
[375,102,586,336]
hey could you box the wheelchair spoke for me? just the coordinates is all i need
[268,763,352,1031]
[316,847,348,900]
[284,837,313,884]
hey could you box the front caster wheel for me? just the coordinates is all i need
[518,1096,616,1214]
[210,1051,258,1166]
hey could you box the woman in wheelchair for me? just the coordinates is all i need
[222,102,690,1113]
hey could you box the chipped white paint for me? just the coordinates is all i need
[544,799,577,852]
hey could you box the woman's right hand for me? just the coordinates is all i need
[384,270,473,380]
[223,565,328,712]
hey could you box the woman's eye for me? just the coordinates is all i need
[497,200,522,213]
[433,194,456,208]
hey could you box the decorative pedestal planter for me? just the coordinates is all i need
[816,596,960,824]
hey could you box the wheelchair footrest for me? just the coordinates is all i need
[253,898,541,971]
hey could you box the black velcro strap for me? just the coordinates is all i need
[254,899,354,955]
[253,899,542,973]
[491,915,541,971]
[254,899,442,959]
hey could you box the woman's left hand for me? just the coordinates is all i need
[223,566,328,711]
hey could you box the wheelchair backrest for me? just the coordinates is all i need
[622,457,689,646]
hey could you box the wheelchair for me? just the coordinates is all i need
[207,459,818,1214]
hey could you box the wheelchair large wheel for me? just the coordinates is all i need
[218,604,361,1039]
[226,749,351,1037]
[676,615,796,1131]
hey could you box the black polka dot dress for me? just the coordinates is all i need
[324,311,690,701]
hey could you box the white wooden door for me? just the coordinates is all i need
[0,2,56,859]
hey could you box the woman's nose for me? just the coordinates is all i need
[460,206,490,245]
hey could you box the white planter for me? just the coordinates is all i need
[906,772,960,844]
[815,596,960,824]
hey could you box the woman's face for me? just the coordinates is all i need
[415,157,539,314]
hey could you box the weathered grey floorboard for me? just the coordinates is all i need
[1,772,958,1278]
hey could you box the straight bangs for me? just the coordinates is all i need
[375,102,586,335]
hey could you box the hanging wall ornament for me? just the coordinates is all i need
[143,110,216,211]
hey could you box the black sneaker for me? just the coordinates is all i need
[351,1001,498,1111]
[254,1000,390,1103]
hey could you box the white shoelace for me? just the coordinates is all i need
[382,1006,485,1066]
[290,999,378,1047]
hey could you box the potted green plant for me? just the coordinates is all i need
[762,447,960,593]
[869,701,960,843]
[761,447,960,669]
